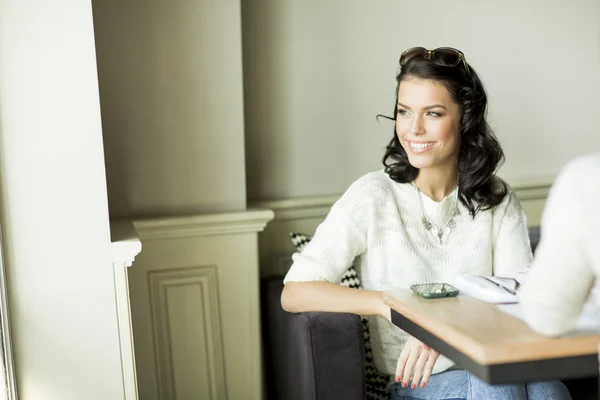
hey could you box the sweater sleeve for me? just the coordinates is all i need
[520,160,596,337]
[491,183,533,276]
[283,175,373,284]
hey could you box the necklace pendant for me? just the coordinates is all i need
[422,216,433,231]
[413,180,459,245]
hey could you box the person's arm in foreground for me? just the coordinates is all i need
[520,159,596,337]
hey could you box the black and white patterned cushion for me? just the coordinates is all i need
[289,232,391,399]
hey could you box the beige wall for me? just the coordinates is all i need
[93,0,247,219]
[94,1,600,210]
[0,1,125,398]
[243,0,600,201]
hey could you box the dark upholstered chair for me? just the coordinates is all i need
[260,227,598,400]
[261,278,365,400]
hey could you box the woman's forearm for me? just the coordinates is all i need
[281,281,389,319]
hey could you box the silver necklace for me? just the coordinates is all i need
[410,181,459,244]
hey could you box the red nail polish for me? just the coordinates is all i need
[412,383,417,389]
[423,344,429,350]
[421,381,426,388]
[401,382,407,388]
[395,376,400,382]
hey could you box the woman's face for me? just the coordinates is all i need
[396,78,461,172]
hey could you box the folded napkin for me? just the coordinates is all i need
[453,274,527,304]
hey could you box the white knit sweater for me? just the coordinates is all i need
[521,154,600,337]
[284,169,532,376]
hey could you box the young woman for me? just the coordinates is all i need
[281,46,571,399]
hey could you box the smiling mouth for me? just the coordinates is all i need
[407,141,436,151]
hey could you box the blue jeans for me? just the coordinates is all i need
[391,370,572,400]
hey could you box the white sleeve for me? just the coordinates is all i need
[520,161,595,337]
[492,185,533,276]
[283,206,366,284]
[283,176,374,285]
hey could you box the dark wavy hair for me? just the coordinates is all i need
[381,57,506,217]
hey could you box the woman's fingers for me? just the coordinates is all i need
[396,337,439,389]
[420,351,440,388]
[395,347,410,384]
[410,351,429,388]
[401,348,420,387]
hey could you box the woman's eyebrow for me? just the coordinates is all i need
[423,104,447,110]
[397,102,447,110]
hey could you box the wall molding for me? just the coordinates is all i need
[111,221,143,267]
[253,177,553,220]
[509,177,553,201]
[148,265,227,400]
[125,211,268,399]
[110,221,143,400]
[130,209,274,240]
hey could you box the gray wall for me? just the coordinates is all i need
[243,0,600,201]
[93,0,247,219]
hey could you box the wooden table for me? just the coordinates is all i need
[383,289,600,384]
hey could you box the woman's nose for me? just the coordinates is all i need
[409,117,425,135]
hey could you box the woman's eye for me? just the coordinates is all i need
[426,111,442,117]
[397,109,409,116]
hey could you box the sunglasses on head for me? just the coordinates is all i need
[399,47,470,76]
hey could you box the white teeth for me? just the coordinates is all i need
[410,142,434,149]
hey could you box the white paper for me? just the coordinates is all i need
[453,274,526,304]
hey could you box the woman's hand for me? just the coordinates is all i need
[395,336,439,389]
